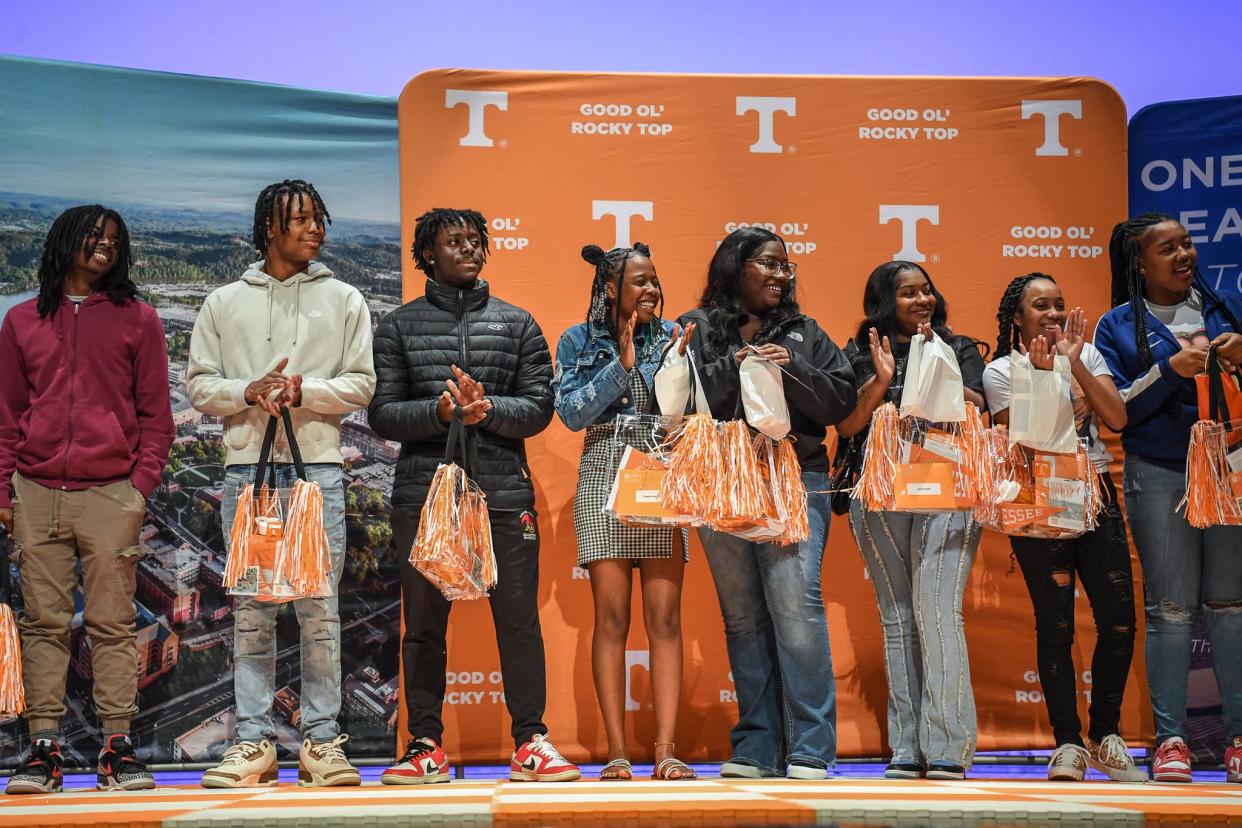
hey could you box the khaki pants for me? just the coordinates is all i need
[10,472,146,737]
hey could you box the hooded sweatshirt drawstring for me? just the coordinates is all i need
[266,282,274,342]
[293,280,301,346]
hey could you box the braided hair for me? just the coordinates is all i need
[699,227,802,359]
[1108,212,1242,371]
[994,273,1056,359]
[581,242,663,358]
[411,208,489,273]
[252,179,331,257]
[36,205,137,319]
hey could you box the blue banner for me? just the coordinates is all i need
[1130,95,1242,296]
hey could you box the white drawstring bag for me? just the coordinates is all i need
[739,353,791,439]
[654,348,712,418]
[1008,351,1077,453]
[898,332,967,423]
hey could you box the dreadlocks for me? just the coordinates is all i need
[252,179,331,257]
[994,273,1056,359]
[580,242,663,355]
[411,208,490,273]
[36,205,137,319]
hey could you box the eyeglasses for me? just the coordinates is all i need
[746,257,797,278]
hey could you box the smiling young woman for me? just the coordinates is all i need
[1095,213,1242,784]
[676,226,857,781]
[837,259,987,782]
[551,242,697,781]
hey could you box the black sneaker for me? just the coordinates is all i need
[5,738,64,794]
[884,760,926,779]
[97,734,156,791]
[925,760,966,780]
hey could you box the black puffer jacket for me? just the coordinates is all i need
[368,278,553,512]
[676,308,857,474]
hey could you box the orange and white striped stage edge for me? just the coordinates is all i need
[2,779,1240,826]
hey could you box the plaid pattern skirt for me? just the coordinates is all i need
[573,370,688,567]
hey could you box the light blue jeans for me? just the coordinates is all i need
[849,504,981,768]
[221,463,347,744]
[698,471,835,774]
[1123,454,1242,744]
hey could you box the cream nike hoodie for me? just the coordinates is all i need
[187,261,376,466]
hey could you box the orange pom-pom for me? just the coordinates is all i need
[661,414,724,519]
[856,403,901,511]
[276,479,331,596]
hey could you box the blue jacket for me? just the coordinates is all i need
[1094,289,1242,469]
[552,319,677,431]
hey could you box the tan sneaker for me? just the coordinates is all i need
[1086,734,1147,782]
[201,740,278,788]
[299,735,361,787]
[1047,743,1088,781]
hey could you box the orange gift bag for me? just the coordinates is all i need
[1182,348,1242,528]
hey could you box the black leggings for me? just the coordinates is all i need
[1009,474,1136,747]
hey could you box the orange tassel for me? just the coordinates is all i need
[0,604,25,716]
[856,403,901,511]
[772,436,809,545]
[412,462,497,600]
[223,483,257,589]
[711,420,771,529]
[1180,421,1242,528]
[956,403,988,507]
[661,414,725,519]
[276,479,330,596]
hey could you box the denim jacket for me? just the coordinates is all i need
[552,319,676,431]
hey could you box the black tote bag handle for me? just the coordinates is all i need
[252,406,308,489]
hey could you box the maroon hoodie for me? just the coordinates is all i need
[0,294,174,509]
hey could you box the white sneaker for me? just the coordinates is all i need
[786,761,829,780]
[201,740,278,788]
[1047,743,1088,781]
[299,735,361,787]
[1086,734,1148,783]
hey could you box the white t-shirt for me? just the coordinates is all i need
[982,342,1113,471]
[1147,289,1208,351]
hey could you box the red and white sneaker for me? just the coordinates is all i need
[1226,736,1242,784]
[510,734,581,782]
[1151,736,1192,783]
[381,737,449,785]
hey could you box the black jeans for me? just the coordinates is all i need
[394,506,548,748]
[1010,474,1136,747]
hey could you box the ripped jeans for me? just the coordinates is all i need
[1124,454,1242,744]
[222,463,347,744]
[1010,473,1135,747]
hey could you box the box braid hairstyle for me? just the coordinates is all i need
[849,260,959,381]
[252,179,331,258]
[581,242,664,358]
[1109,212,1241,373]
[36,204,137,319]
[411,208,489,273]
[994,272,1057,359]
[700,226,801,360]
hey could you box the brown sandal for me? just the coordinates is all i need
[600,758,633,780]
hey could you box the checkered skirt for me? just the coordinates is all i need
[573,371,688,567]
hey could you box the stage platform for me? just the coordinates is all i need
[3,774,1240,827]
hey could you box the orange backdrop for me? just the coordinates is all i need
[396,70,1148,763]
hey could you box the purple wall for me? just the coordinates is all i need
[2,0,1240,114]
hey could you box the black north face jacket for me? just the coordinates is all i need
[368,278,553,512]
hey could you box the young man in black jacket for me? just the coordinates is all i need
[369,208,579,784]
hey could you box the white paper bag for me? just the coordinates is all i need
[1008,351,1076,453]
[739,354,791,439]
[654,348,712,418]
[898,332,967,423]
